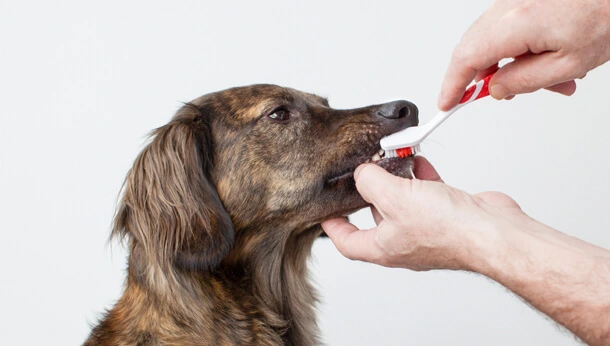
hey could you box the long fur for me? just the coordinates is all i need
[85,85,417,345]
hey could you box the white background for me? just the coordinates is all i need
[2,0,608,345]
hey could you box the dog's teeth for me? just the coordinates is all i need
[378,149,385,157]
[371,153,381,162]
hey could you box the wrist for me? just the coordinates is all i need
[455,205,532,275]
[463,209,610,345]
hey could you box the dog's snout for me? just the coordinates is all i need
[376,100,418,120]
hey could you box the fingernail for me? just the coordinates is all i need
[490,84,509,100]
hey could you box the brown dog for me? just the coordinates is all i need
[85,85,418,345]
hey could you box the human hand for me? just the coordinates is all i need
[321,156,523,271]
[438,0,610,110]
[323,156,610,345]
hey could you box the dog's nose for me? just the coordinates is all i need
[376,100,418,120]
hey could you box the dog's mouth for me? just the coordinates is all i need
[325,148,415,187]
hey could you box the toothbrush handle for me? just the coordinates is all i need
[380,74,495,150]
[459,73,493,104]
[421,73,494,134]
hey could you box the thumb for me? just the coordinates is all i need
[321,217,379,262]
[413,156,443,182]
[354,163,409,213]
[490,52,580,99]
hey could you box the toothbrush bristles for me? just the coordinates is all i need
[396,147,413,158]
[385,144,420,159]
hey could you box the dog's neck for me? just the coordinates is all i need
[223,223,324,345]
[124,224,323,345]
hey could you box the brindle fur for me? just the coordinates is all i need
[85,85,418,346]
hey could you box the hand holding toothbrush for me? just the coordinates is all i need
[438,0,610,111]
[322,1,610,344]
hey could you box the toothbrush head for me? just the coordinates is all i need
[383,144,420,159]
[380,73,495,156]
[396,147,413,158]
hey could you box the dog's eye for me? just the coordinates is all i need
[268,108,290,121]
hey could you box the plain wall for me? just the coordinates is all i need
[2,0,609,345]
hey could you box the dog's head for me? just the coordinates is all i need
[113,85,417,273]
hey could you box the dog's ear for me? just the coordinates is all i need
[112,103,234,272]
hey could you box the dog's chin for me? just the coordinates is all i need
[321,155,415,217]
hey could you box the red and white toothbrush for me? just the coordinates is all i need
[381,74,494,158]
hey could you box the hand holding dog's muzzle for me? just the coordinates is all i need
[321,156,520,272]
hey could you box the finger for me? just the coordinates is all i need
[438,62,478,111]
[544,80,577,96]
[321,217,379,262]
[491,52,582,98]
[353,163,408,209]
[439,14,535,110]
[475,64,499,82]
[413,156,443,182]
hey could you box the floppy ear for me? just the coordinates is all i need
[112,103,234,271]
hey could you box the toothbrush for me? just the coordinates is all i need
[381,73,494,158]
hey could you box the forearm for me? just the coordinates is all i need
[472,214,610,345]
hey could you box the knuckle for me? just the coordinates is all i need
[500,1,537,28]
[504,3,532,21]
[370,244,391,267]
[507,70,539,94]
[342,251,356,261]
[336,240,360,261]
[335,243,352,259]
[344,250,362,262]
[520,77,538,93]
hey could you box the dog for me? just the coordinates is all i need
[85,84,418,345]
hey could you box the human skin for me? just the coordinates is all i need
[322,157,610,345]
[322,1,610,343]
[438,0,610,110]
